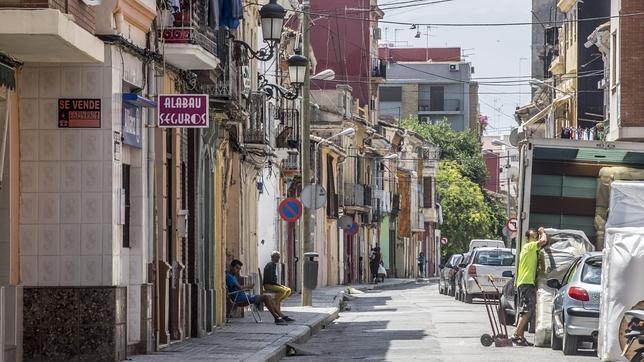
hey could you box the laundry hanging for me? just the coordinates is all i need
[219,0,243,29]
[208,0,220,28]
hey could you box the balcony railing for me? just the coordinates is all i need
[418,99,461,112]
[275,108,300,149]
[363,185,373,207]
[158,0,217,56]
[281,152,299,175]
[391,193,401,216]
[344,184,374,208]
[371,58,387,78]
[0,0,96,33]
[244,92,269,144]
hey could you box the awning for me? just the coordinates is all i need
[123,93,157,108]
[519,94,572,128]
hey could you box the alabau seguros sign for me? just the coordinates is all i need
[158,94,208,128]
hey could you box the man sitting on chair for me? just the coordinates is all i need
[226,259,289,325]
[263,251,295,322]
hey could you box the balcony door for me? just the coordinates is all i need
[430,86,444,112]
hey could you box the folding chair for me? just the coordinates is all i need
[226,288,262,323]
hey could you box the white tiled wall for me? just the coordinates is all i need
[19,46,151,346]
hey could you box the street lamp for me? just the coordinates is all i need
[233,0,286,62]
[259,53,310,100]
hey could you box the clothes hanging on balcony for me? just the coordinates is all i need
[219,0,243,29]
[169,0,181,12]
[208,0,220,28]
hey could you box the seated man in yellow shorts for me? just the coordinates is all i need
[263,251,295,322]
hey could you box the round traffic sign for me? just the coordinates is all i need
[440,237,448,246]
[346,222,359,236]
[301,183,327,209]
[278,198,303,222]
[506,218,518,232]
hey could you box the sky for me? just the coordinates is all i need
[380,0,533,136]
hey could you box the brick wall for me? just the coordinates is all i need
[619,0,644,127]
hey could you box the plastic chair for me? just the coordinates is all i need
[226,288,262,323]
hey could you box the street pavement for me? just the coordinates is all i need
[282,281,597,362]
[129,279,413,362]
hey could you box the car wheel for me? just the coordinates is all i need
[448,283,455,297]
[551,315,562,351]
[562,327,578,355]
[464,290,473,304]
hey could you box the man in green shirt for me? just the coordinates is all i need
[512,227,548,346]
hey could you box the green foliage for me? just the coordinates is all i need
[400,117,505,254]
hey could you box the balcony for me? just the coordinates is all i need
[244,92,269,145]
[204,34,240,103]
[418,99,461,114]
[344,183,373,211]
[158,1,219,70]
[280,152,299,175]
[0,0,104,63]
[276,107,300,149]
[371,58,387,79]
[391,193,400,216]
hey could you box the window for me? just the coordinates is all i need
[379,86,402,102]
[474,250,514,266]
[423,177,433,208]
[430,86,444,111]
[581,258,602,285]
[122,164,131,248]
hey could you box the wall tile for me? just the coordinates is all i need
[38,224,60,255]
[20,256,38,286]
[82,130,104,161]
[61,67,82,97]
[130,167,143,197]
[20,67,38,98]
[38,255,59,286]
[19,225,38,256]
[81,224,102,255]
[60,224,81,255]
[103,161,113,192]
[38,99,58,129]
[82,68,103,97]
[129,255,143,285]
[38,193,60,224]
[20,193,38,224]
[102,224,115,255]
[81,193,102,224]
[39,67,61,98]
[59,255,81,286]
[38,162,60,192]
[102,130,113,160]
[60,193,81,223]
[19,99,38,130]
[119,253,129,287]
[101,98,112,130]
[60,162,82,193]
[127,285,141,315]
[61,130,82,161]
[103,193,112,226]
[38,130,60,161]
[130,197,143,226]
[81,255,102,286]
[129,226,143,254]
[20,162,38,193]
[102,255,115,286]
[20,130,39,161]
[82,161,102,192]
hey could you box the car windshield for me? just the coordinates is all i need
[474,250,515,266]
[580,258,602,285]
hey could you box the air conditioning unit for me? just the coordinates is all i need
[373,27,382,40]
[419,116,431,124]
[449,64,460,72]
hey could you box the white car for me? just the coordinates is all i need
[461,247,515,304]
[469,239,505,252]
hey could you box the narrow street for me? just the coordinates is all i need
[283,282,596,362]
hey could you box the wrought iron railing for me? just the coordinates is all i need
[275,107,300,149]
[158,0,217,56]
[0,0,96,33]
[244,92,269,144]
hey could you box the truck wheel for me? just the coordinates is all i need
[562,328,578,355]
[551,316,562,350]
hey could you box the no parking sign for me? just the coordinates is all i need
[278,198,303,222]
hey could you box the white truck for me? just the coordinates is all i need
[516,138,644,253]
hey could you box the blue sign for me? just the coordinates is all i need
[347,222,359,236]
[279,198,303,222]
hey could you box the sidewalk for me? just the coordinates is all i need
[129,278,418,362]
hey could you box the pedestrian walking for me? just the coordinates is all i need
[369,246,382,284]
[417,252,427,278]
[511,227,548,346]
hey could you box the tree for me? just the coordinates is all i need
[401,117,505,254]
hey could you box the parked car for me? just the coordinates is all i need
[439,254,463,296]
[549,252,602,355]
[498,274,535,333]
[469,239,505,252]
[460,247,515,304]
[454,252,471,302]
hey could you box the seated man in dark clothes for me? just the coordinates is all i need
[226,259,290,325]
[263,251,294,321]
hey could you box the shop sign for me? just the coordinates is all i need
[58,98,101,128]
[113,131,121,161]
[123,102,142,148]
[158,94,208,128]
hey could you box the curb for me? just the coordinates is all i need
[252,291,344,362]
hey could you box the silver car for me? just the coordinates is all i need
[549,252,602,355]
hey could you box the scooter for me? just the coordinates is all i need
[622,309,644,362]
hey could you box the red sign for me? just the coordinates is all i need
[58,98,101,128]
[506,218,518,232]
[440,237,448,246]
[278,198,303,222]
[158,94,209,128]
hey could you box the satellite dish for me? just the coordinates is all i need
[509,128,519,147]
